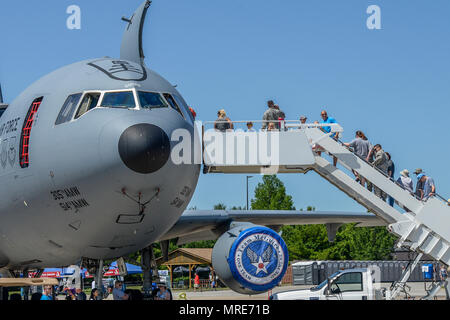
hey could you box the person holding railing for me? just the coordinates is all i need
[414,168,425,200]
[320,110,339,166]
[365,145,378,193]
[214,109,234,132]
[397,170,414,193]
[395,169,414,212]
[417,173,436,201]
[298,116,308,129]
[372,144,389,201]
[344,131,371,187]
[320,110,338,139]
[386,152,396,207]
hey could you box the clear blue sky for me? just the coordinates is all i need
[1,0,449,212]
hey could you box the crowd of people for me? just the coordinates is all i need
[214,100,288,133]
[13,279,173,301]
[343,135,437,204]
[11,269,220,301]
[213,100,441,205]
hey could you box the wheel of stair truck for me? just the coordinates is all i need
[212,224,289,295]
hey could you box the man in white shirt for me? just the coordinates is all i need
[397,169,414,193]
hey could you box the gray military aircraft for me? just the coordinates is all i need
[0,1,383,296]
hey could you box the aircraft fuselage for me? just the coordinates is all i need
[0,58,200,269]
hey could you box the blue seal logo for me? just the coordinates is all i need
[228,227,289,292]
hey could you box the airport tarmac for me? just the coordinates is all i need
[171,283,449,300]
[52,282,447,300]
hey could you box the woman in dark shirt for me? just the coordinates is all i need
[214,109,234,132]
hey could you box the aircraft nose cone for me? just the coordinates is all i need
[118,124,171,174]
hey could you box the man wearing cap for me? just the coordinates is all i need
[396,169,414,211]
[155,283,170,300]
[299,116,308,129]
[414,169,425,199]
[397,169,414,193]
[417,173,436,201]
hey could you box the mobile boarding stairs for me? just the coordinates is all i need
[201,120,450,299]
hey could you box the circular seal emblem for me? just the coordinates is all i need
[227,226,289,292]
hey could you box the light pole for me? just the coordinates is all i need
[246,176,253,210]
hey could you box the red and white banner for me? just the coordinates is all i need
[28,271,61,278]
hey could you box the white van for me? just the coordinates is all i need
[271,268,385,300]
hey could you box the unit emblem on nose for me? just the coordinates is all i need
[88,59,147,81]
[8,137,16,167]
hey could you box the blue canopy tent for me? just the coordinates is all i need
[103,261,143,276]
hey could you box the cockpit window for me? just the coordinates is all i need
[173,94,194,123]
[137,91,168,109]
[55,93,82,125]
[75,92,101,119]
[0,107,6,118]
[101,91,136,109]
[163,93,185,118]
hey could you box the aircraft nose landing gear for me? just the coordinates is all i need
[81,258,107,300]
[141,242,169,300]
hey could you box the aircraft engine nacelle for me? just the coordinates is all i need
[212,223,289,295]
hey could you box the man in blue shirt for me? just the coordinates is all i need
[113,280,129,300]
[40,285,53,300]
[320,110,338,137]
[414,168,425,199]
[320,110,339,166]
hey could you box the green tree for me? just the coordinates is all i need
[214,203,227,210]
[334,225,397,260]
[183,241,216,249]
[282,224,331,260]
[251,176,295,210]
[281,224,397,261]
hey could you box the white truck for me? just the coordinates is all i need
[271,268,386,300]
